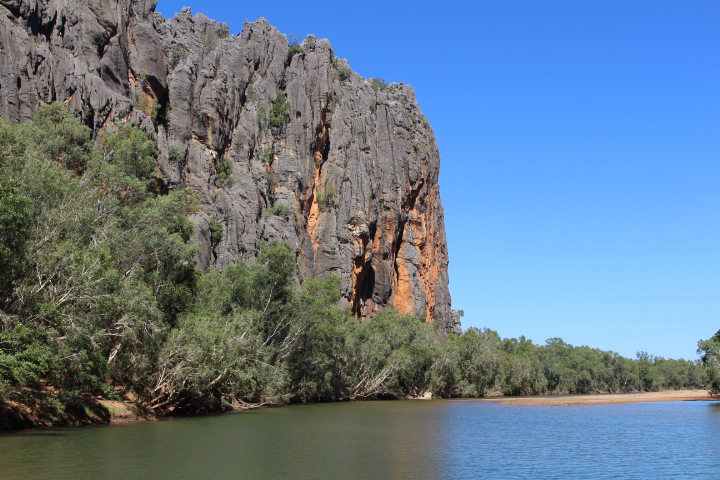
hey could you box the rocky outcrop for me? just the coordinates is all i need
[0,0,457,333]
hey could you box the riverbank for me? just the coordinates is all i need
[0,394,154,430]
[490,389,715,406]
[0,393,276,430]
[3,389,715,430]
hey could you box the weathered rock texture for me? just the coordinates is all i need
[0,0,459,333]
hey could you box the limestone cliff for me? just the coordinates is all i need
[0,0,459,334]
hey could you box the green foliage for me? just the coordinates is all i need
[0,172,31,304]
[412,141,420,152]
[169,43,189,69]
[318,184,337,211]
[150,99,160,120]
[216,156,233,184]
[134,95,161,121]
[269,91,293,132]
[343,310,437,399]
[256,107,268,132]
[699,329,720,394]
[93,123,157,183]
[0,106,709,421]
[246,84,259,102]
[428,330,707,399]
[201,29,227,51]
[370,78,390,92]
[287,45,303,61]
[0,104,199,416]
[209,217,223,243]
[260,147,275,166]
[287,35,303,64]
[168,146,184,164]
[267,168,279,192]
[266,204,293,220]
[20,102,91,171]
[332,57,352,84]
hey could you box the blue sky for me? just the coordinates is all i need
[157,0,719,360]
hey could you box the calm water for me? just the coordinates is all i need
[1,399,719,479]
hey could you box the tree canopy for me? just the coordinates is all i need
[0,104,711,426]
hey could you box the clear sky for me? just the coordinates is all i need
[157,0,719,360]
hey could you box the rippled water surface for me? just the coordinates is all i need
[2,399,719,479]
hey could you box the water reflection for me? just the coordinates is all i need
[0,400,719,479]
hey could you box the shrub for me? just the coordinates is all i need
[209,217,223,243]
[257,107,268,131]
[168,146,184,164]
[412,142,420,152]
[267,168,278,192]
[269,92,292,131]
[333,64,352,83]
[216,156,233,184]
[266,204,293,220]
[150,99,160,120]
[201,29,228,51]
[246,84,258,102]
[287,44,303,64]
[169,43,189,69]
[370,78,390,92]
[318,184,337,211]
[260,148,275,166]
[135,97,161,121]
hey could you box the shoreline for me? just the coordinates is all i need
[0,395,270,431]
[488,389,716,406]
[3,389,716,430]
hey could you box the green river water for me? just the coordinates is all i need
[1,399,719,479]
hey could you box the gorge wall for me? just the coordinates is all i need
[0,0,460,334]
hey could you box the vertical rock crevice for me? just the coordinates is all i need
[0,0,457,333]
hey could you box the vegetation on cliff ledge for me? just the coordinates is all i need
[0,105,710,428]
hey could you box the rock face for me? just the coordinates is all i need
[0,0,458,333]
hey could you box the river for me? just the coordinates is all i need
[1,399,719,479]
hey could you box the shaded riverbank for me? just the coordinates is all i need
[0,395,154,430]
[3,389,715,430]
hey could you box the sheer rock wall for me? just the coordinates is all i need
[0,0,459,333]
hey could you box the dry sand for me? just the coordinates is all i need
[490,389,716,407]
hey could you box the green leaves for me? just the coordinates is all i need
[0,173,30,304]
[20,103,91,171]
[0,103,711,424]
[698,329,720,394]
[269,91,292,131]
[0,104,199,417]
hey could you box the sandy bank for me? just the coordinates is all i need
[490,389,716,407]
